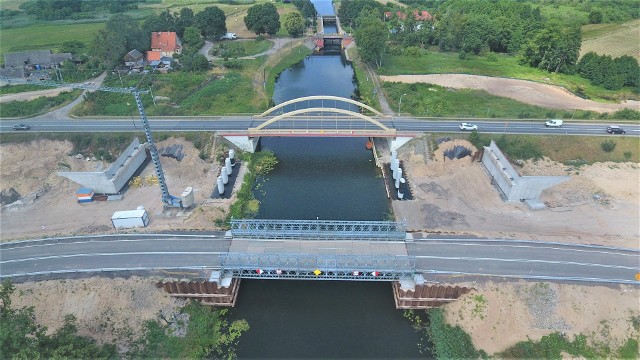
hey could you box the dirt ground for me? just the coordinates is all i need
[0,88,74,103]
[443,281,640,355]
[393,137,640,248]
[0,137,234,241]
[381,74,640,113]
[10,277,182,352]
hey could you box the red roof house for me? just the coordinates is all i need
[150,32,182,57]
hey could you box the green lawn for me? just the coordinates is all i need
[378,50,638,103]
[0,22,104,62]
[211,39,272,58]
[384,82,570,119]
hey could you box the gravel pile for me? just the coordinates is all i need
[523,283,571,331]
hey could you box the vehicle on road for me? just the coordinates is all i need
[607,126,626,134]
[459,122,478,131]
[545,119,563,127]
[12,124,30,131]
[220,32,237,40]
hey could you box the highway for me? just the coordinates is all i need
[2,234,638,284]
[1,116,639,136]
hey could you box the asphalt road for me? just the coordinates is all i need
[2,235,638,284]
[1,116,639,137]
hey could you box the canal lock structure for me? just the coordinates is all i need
[228,1,433,357]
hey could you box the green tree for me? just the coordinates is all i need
[354,14,387,67]
[520,19,581,73]
[284,12,306,37]
[182,26,204,53]
[59,40,86,55]
[175,7,195,37]
[337,0,383,29]
[106,13,146,51]
[244,3,280,36]
[589,10,603,24]
[92,29,126,68]
[195,6,227,39]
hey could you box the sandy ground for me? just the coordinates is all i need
[381,74,640,113]
[0,137,234,241]
[3,137,639,354]
[10,277,182,352]
[443,281,640,355]
[392,137,640,248]
[0,88,73,103]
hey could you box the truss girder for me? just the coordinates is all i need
[220,253,417,281]
[230,219,406,240]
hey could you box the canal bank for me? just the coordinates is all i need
[227,3,430,355]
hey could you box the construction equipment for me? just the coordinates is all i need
[0,76,183,208]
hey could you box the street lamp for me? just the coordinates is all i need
[398,93,407,115]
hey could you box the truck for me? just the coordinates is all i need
[545,119,563,127]
[111,209,149,229]
[220,32,237,40]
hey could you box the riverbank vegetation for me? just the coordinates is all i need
[382,82,640,120]
[128,303,249,359]
[228,150,278,221]
[0,279,249,359]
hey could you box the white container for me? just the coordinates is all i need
[111,209,149,229]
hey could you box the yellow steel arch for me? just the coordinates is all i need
[257,96,387,118]
[253,107,391,131]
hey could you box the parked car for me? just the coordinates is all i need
[607,126,626,134]
[459,122,478,131]
[12,124,30,131]
[545,119,563,127]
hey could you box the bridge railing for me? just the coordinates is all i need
[220,253,416,281]
[230,219,406,240]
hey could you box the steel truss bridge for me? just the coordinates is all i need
[230,219,406,240]
[219,253,417,281]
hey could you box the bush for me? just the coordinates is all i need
[623,151,632,160]
[404,46,421,57]
[601,140,617,153]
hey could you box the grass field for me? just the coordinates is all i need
[581,19,640,61]
[464,133,640,164]
[383,82,564,119]
[378,50,639,103]
[0,22,104,62]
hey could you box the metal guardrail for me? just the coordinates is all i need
[230,219,407,240]
[220,253,416,281]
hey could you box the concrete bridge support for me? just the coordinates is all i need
[223,135,259,153]
[387,136,413,153]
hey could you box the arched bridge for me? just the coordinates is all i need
[248,96,395,136]
[223,96,414,152]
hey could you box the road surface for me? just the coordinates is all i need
[2,234,638,284]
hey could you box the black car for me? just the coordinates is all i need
[606,126,625,134]
[12,124,30,131]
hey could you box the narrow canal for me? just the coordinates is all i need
[231,0,428,357]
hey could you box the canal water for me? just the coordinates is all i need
[230,0,428,357]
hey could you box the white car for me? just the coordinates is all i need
[459,122,478,131]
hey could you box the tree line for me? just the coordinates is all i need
[19,0,140,20]
[343,0,638,94]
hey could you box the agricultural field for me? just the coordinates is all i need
[0,23,104,62]
[581,19,640,61]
